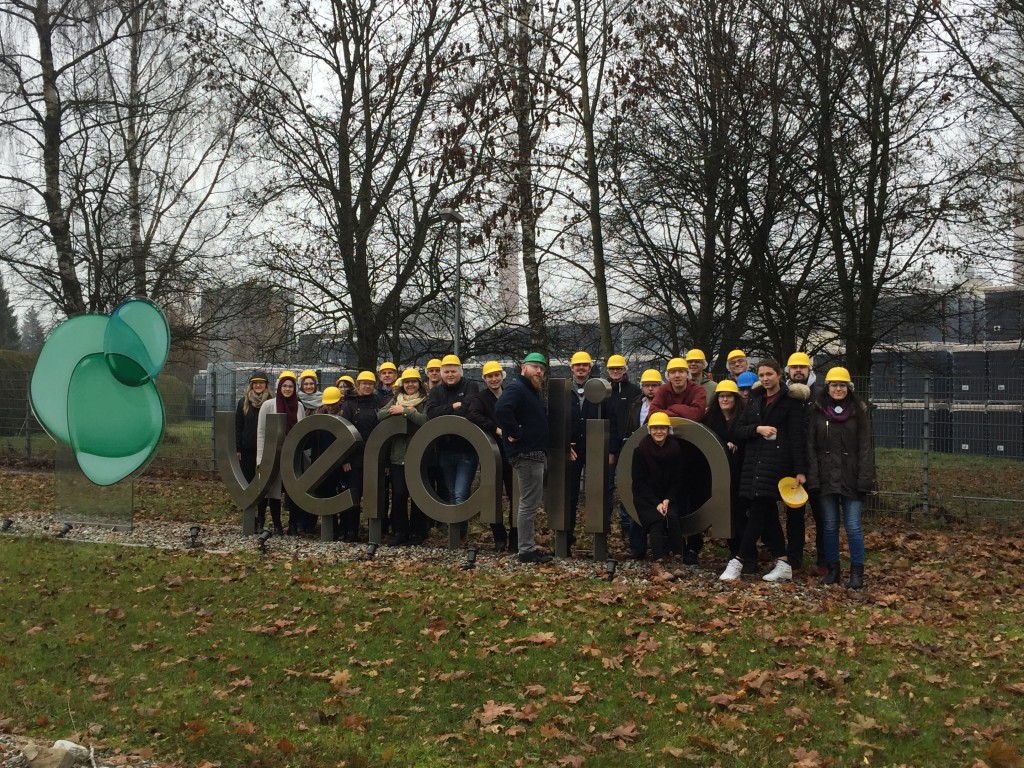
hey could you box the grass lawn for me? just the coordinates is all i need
[1,524,1023,767]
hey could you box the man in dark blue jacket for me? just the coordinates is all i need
[495,353,552,564]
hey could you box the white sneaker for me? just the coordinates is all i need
[763,560,793,582]
[719,558,744,581]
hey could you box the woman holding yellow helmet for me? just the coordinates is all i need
[805,366,873,589]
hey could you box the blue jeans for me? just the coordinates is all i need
[439,450,478,506]
[819,493,864,565]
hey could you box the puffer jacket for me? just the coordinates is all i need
[730,383,808,500]
[806,397,874,498]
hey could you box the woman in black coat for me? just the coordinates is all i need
[234,370,271,533]
[719,359,808,583]
[631,412,685,560]
[703,379,746,561]
[806,366,873,589]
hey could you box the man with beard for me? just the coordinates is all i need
[495,353,553,564]
[466,361,516,551]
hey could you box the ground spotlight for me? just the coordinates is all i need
[257,529,272,553]
[188,525,201,548]
[460,547,478,571]
[56,522,73,538]
[363,542,379,560]
[605,558,617,581]
[1,519,12,532]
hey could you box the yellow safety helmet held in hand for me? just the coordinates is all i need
[778,477,809,508]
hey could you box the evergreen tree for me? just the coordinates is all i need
[19,307,46,354]
[0,275,21,350]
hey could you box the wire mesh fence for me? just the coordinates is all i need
[1,369,1021,525]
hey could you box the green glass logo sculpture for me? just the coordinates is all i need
[30,298,170,486]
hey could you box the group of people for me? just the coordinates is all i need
[233,348,874,585]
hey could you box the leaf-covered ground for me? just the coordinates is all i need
[1,520,1023,768]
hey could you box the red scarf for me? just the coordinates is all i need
[276,381,299,432]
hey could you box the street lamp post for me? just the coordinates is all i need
[437,208,466,357]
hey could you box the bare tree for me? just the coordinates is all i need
[0,0,246,322]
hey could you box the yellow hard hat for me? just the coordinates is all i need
[666,357,687,372]
[778,477,809,509]
[400,368,421,381]
[640,368,662,384]
[321,386,342,405]
[570,351,593,366]
[441,354,461,367]
[648,412,672,428]
[606,354,627,368]
[727,349,746,361]
[426,358,443,370]
[716,379,739,395]
[685,348,707,363]
[337,375,355,387]
[379,361,397,372]
[481,361,503,376]
[356,370,376,383]
[787,352,812,367]
[278,370,297,382]
[299,368,317,382]
[825,366,851,383]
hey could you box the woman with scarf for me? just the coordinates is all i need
[291,369,323,535]
[703,379,747,563]
[806,366,873,589]
[256,371,306,535]
[235,370,271,533]
[378,369,430,546]
[631,412,685,561]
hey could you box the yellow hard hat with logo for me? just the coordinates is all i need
[778,477,809,508]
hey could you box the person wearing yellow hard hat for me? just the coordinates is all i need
[377,369,430,547]
[308,386,347,538]
[256,370,306,537]
[604,354,641,544]
[333,371,382,543]
[685,348,717,407]
[719,358,807,584]
[235,370,271,534]
[299,368,320,406]
[377,361,399,400]
[703,378,747,566]
[494,353,553,564]
[631,411,685,565]
[617,368,664,557]
[781,351,819,573]
[335,374,356,399]
[650,357,706,422]
[726,349,749,380]
[806,366,873,589]
[424,358,443,391]
[465,361,516,551]
[426,354,481,538]
[566,350,606,550]
[292,368,323,535]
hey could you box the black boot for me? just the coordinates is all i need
[508,527,518,553]
[823,561,841,585]
[269,499,284,536]
[847,563,864,590]
[255,508,266,535]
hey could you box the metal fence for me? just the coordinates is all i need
[2,370,1022,525]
